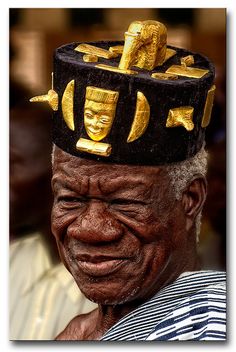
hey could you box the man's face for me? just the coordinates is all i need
[52,147,189,305]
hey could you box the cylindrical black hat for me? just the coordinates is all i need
[30,20,215,165]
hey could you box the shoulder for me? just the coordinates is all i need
[55,315,82,340]
[55,309,98,340]
[146,271,226,341]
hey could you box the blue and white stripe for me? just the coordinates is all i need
[100,271,226,341]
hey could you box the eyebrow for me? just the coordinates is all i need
[52,174,153,200]
[98,176,153,201]
[51,178,76,193]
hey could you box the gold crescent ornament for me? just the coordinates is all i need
[127,92,150,143]
[61,80,75,131]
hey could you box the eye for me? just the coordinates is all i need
[99,115,111,124]
[109,199,150,221]
[111,199,134,205]
[57,196,87,208]
[110,198,146,206]
[110,199,146,212]
[85,111,93,119]
[59,196,79,202]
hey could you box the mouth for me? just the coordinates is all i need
[87,127,102,135]
[76,255,129,277]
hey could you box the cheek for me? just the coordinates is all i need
[85,118,93,127]
[112,207,172,244]
[51,205,88,271]
[97,123,106,130]
[51,204,77,241]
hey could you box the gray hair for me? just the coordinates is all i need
[166,147,208,242]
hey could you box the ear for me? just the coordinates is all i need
[181,177,207,231]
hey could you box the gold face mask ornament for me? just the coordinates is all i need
[76,87,119,157]
[83,87,119,141]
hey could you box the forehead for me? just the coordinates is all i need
[85,100,115,113]
[52,147,167,188]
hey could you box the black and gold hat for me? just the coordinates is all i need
[30,20,215,165]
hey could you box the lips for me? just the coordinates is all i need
[87,127,102,135]
[76,255,129,277]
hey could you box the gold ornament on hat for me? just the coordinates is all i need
[76,138,112,157]
[75,43,118,59]
[201,85,216,127]
[83,86,119,142]
[83,54,98,62]
[76,86,119,157]
[29,73,58,111]
[62,80,75,131]
[166,106,194,131]
[95,20,176,75]
[127,92,150,143]
[108,45,124,56]
[119,20,167,71]
[166,54,209,79]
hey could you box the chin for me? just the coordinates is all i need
[76,279,140,306]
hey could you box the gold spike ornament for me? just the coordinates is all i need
[29,72,58,111]
[30,89,58,111]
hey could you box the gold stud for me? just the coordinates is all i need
[83,54,98,62]
[180,55,194,67]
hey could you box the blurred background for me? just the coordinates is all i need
[9,8,226,270]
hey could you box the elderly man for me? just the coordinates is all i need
[30,20,226,340]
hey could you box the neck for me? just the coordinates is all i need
[85,301,143,340]
[89,251,200,340]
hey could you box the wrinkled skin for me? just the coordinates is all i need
[51,146,206,340]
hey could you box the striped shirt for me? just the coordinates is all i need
[10,233,97,340]
[101,271,226,341]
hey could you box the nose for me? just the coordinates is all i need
[67,200,124,244]
[89,115,100,128]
